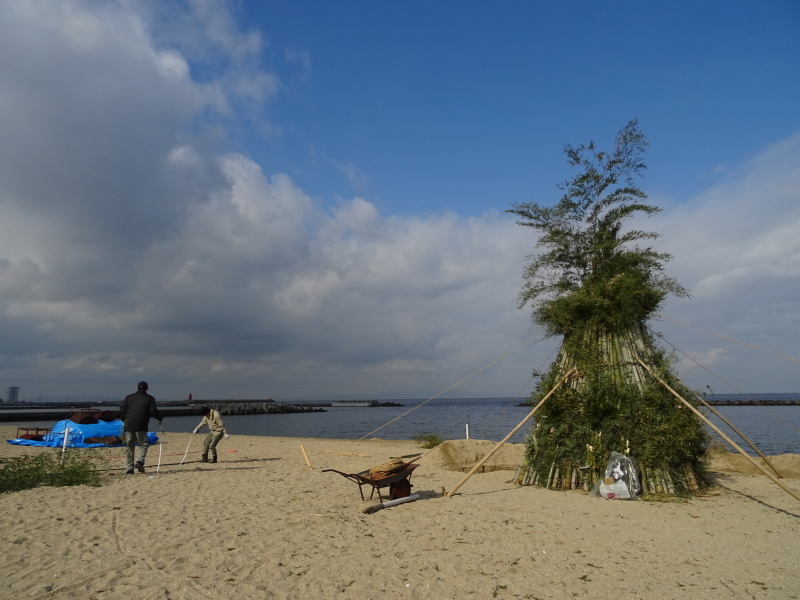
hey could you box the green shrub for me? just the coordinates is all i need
[412,433,443,449]
[0,450,103,493]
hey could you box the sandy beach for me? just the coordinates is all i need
[1,425,798,600]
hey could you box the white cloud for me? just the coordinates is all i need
[650,132,800,391]
[331,159,370,191]
[155,49,191,80]
[0,0,797,401]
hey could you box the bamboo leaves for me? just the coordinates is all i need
[507,119,687,337]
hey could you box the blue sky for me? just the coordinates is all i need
[0,0,798,402]
[240,1,800,215]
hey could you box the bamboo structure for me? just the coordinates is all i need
[508,121,730,498]
[514,324,709,496]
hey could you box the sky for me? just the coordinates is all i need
[0,0,798,402]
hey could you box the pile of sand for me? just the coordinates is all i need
[706,449,800,478]
[421,439,525,472]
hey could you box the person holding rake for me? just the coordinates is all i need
[192,406,229,463]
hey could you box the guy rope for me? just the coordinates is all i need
[358,336,544,440]
[655,314,800,364]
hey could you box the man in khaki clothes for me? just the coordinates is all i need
[192,406,229,463]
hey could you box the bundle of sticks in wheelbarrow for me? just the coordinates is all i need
[323,454,421,502]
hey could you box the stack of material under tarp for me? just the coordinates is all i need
[7,419,158,448]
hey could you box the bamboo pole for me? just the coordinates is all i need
[654,469,664,494]
[693,394,783,479]
[684,465,699,493]
[635,358,800,503]
[299,444,313,469]
[546,462,556,488]
[639,464,648,494]
[408,446,438,464]
[316,451,371,457]
[446,368,576,498]
[663,470,675,495]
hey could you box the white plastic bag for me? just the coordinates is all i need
[593,451,641,500]
[598,479,630,499]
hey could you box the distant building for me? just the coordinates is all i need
[7,386,19,404]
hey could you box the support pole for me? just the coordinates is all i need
[693,394,782,479]
[300,444,313,469]
[635,358,800,503]
[446,369,576,498]
[156,441,163,475]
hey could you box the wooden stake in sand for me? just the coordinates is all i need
[316,451,371,458]
[635,358,800,503]
[300,445,313,469]
[446,369,576,498]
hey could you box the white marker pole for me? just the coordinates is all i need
[60,427,71,462]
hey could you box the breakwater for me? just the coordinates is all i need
[0,400,324,422]
[705,400,800,406]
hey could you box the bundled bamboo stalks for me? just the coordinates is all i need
[517,456,703,497]
[515,460,605,492]
[684,464,700,493]
[639,464,695,496]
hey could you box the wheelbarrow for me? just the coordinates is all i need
[323,462,420,502]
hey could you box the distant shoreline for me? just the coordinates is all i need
[0,397,797,423]
[704,400,800,406]
[0,399,406,422]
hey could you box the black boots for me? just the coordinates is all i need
[201,453,208,463]
[200,453,217,463]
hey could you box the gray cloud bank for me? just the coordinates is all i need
[1,2,797,400]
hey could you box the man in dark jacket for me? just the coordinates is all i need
[119,381,163,475]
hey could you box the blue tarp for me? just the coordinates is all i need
[7,419,159,448]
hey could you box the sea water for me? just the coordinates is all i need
[156,395,799,456]
[161,397,534,444]
[5,395,799,455]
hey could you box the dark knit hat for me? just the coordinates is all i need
[137,381,149,391]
